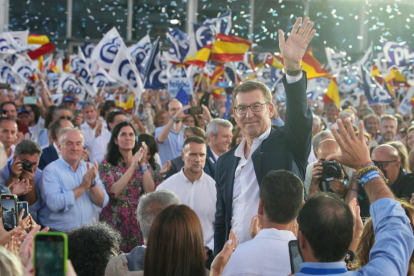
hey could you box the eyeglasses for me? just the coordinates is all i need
[234,102,269,115]
[372,160,398,168]
[60,116,72,120]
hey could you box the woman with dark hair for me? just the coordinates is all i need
[99,122,156,252]
[141,204,207,276]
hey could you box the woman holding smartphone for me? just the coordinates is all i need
[99,122,157,252]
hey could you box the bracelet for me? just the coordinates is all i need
[139,164,148,174]
[359,171,380,187]
[349,187,358,192]
[140,168,148,174]
[91,181,96,187]
[361,161,374,168]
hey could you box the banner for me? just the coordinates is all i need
[167,77,193,98]
[383,42,414,68]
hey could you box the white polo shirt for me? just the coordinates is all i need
[156,168,216,249]
[222,228,296,276]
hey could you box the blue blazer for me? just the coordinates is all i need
[165,145,217,179]
[214,73,313,255]
[38,144,59,171]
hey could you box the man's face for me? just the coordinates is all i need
[233,90,273,139]
[55,120,74,141]
[372,104,383,115]
[182,142,206,174]
[326,106,337,120]
[56,110,73,121]
[210,125,232,155]
[63,101,76,113]
[380,119,397,142]
[59,131,83,163]
[83,106,97,124]
[167,100,182,118]
[0,120,17,148]
[371,150,400,183]
[365,117,379,135]
[18,153,40,172]
[108,114,126,132]
[2,103,17,119]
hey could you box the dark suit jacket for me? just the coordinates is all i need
[165,146,217,179]
[38,144,59,170]
[214,73,312,255]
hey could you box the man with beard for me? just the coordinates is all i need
[81,102,108,151]
[379,115,397,144]
[363,114,380,146]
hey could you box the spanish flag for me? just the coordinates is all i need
[323,79,340,108]
[184,44,212,68]
[210,64,225,84]
[27,34,55,60]
[211,34,252,63]
[302,52,329,80]
[265,53,284,69]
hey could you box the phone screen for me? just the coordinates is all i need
[35,234,66,276]
[17,201,29,219]
[289,240,303,274]
[23,96,38,105]
[1,196,18,231]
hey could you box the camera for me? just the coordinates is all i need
[321,160,342,182]
[19,160,33,172]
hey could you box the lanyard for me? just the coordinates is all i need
[300,267,348,275]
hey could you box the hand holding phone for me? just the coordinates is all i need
[34,232,68,276]
[1,194,18,231]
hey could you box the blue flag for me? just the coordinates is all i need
[144,37,166,90]
[361,66,393,104]
[176,86,189,107]
[192,23,214,50]
[166,28,190,63]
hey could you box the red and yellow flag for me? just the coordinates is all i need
[211,34,252,63]
[27,34,55,60]
[184,44,212,68]
[323,79,340,108]
[265,53,284,69]
[302,52,330,80]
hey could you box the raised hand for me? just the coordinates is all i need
[9,178,32,196]
[139,142,148,166]
[160,160,172,175]
[278,17,316,71]
[131,146,145,168]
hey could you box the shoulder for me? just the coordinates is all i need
[203,173,216,185]
[155,126,165,136]
[217,146,237,164]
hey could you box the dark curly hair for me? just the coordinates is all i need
[67,222,122,276]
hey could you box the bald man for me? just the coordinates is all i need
[305,139,353,198]
[356,144,414,216]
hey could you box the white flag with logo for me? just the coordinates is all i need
[0,60,27,91]
[57,72,85,98]
[12,56,36,82]
[74,48,97,97]
[91,27,124,70]
[109,46,143,98]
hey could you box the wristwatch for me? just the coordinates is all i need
[286,66,302,76]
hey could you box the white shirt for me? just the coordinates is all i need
[81,119,109,151]
[232,127,271,244]
[222,228,296,276]
[7,145,15,161]
[156,168,216,249]
[90,132,111,164]
[53,142,61,159]
[29,117,45,143]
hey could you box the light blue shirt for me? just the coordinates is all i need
[0,159,43,221]
[155,125,185,166]
[296,198,414,276]
[39,157,109,232]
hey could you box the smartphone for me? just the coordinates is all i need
[188,107,203,115]
[218,81,231,88]
[74,109,80,117]
[288,240,303,274]
[34,232,68,276]
[23,96,38,105]
[0,194,18,231]
[17,201,29,220]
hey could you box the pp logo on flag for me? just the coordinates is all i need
[118,60,138,88]
[62,78,83,94]
[16,65,34,79]
[1,67,15,84]
[0,39,10,52]
[100,37,122,63]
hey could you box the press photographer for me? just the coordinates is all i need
[306,139,353,198]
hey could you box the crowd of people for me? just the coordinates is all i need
[0,16,414,276]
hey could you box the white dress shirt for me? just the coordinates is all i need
[81,119,109,151]
[53,142,61,159]
[222,228,296,276]
[156,168,216,249]
[90,132,112,164]
[232,127,271,244]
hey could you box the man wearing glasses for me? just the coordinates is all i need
[357,144,414,216]
[214,17,314,255]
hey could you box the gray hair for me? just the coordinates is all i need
[339,111,355,121]
[206,118,233,142]
[54,105,73,118]
[58,128,84,145]
[312,130,333,149]
[81,101,96,112]
[136,190,180,242]
[15,140,42,158]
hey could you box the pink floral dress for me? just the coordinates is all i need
[99,159,157,253]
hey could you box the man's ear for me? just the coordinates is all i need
[258,199,265,216]
[57,142,62,151]
[181,152,185,162]
[268,102,275,118]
